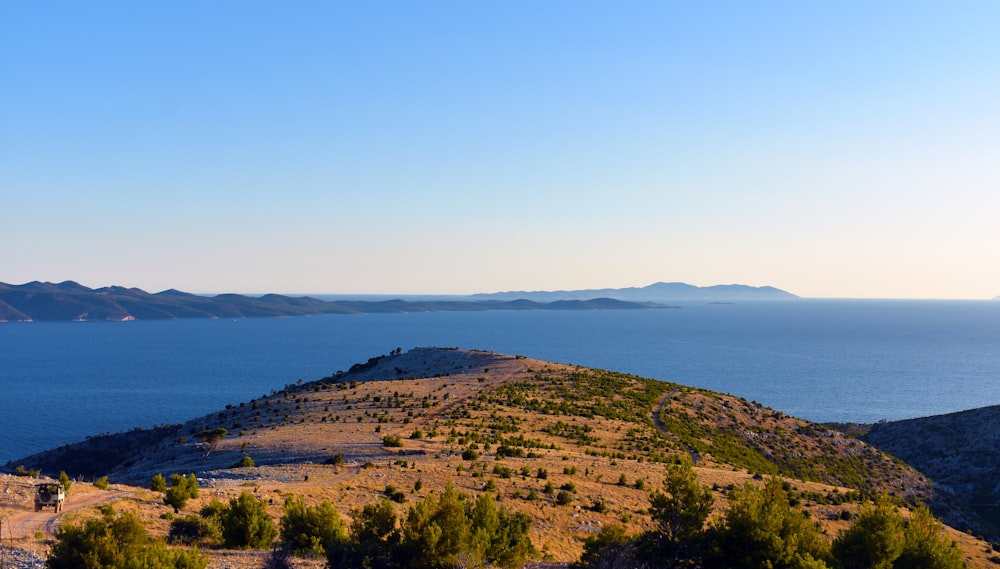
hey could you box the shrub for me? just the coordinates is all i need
[556,490,574,506]
[382,435,404,448]
[280,495,348,556]
[384,485,407,503]
[14,465,40,477]
[232,455,255,468]
[222,491,276,549]
[400,484,536,569]
[58,471,72,493]
[168,514,222,545]
[164,473,200,512]
[461,447,479,461]
[151,473,167,492]
[48,509,207,569]
[93,476,110,490]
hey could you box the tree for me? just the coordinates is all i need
[280,495,348,556]
[196,427,228,450]
[401,484,472,568]
[221,491,276,549]
[328,499,400,569]
[48,508,207,569]
[643,460,714,566]
[831,497,904,569]
[709,477,830,569]
[894,507,966,569]
[573,525,634,569]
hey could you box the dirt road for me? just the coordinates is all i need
[2,489,132,540]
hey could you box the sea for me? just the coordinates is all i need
[2,299,999,466]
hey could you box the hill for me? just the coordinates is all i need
[845,406,1000,542]
[0,281,660,322]
[7,348,997,566]
[469,281,799,302]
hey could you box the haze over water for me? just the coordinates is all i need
[3,299,999,465]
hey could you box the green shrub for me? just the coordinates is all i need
[382,435,404,447]
[151,473,167,492]
[232,455,255,468]
[168,514,221,545]
[556,490,574,506]
[221,491,276,549]
[93,476,110,490]
[48,509,207,569]
[384,485,407,503]
[164,473,199,512]
[400,484,536,569]
[14,465,39,477]
[58,471,72,493]
[280,495,348,556]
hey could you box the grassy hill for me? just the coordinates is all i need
[4,348,996,566]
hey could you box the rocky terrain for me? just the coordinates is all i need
[856,405,1000,541]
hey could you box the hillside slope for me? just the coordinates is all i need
[3,348,989,565]
[860,406,1000,541]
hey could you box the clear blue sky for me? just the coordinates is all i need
[3,2,999,298]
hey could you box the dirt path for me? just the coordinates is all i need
[3,489,132,540]
[652,389,700,464]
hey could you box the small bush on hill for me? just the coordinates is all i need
[168,514,222,546]
[231,455,255,468]
[150,473,167,492]
[164,473,199,512]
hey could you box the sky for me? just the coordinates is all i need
[3,2,999,299]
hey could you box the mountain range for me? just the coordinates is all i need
[0,280,797,322]
[469,281,798,302]
[0,281,662,322]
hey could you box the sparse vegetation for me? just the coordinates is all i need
[10,348,990,567]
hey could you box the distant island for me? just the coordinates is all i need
[470,281,799,302]
[0,281,664,322]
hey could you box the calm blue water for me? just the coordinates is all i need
[2,300,999,465]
